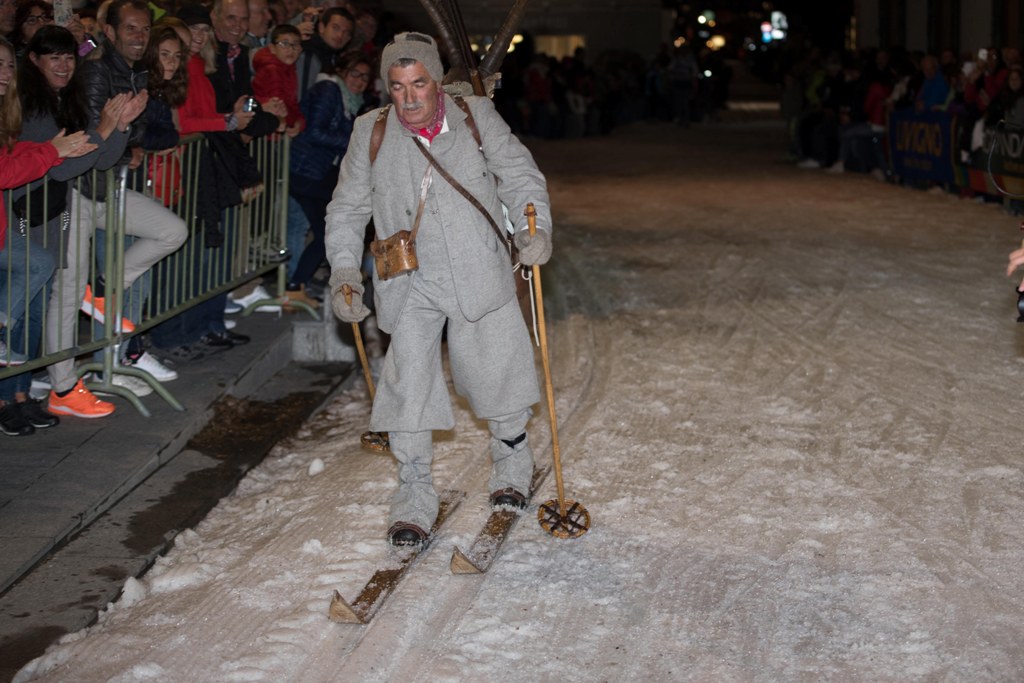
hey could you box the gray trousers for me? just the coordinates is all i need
[46,188,187,393]
[379,270,540,530]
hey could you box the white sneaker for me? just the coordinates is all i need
[797,158,821,169]
[826,161,844,174]
[30,377,51,401]
[92,373,154,397]
[229,285,282,313]
[0,340,28,366]
[127,352,178,382]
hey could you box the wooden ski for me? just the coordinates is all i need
[329,489,465,624]
[450,466,551,574]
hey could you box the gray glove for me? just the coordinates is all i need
[329,267,371,323]
[514,229,552,266]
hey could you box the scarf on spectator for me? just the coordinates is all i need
[317,73,365,119]
[226,43,241,79]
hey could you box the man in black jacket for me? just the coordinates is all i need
[74,0,187,380]
[295,7,354,102]
[210,0,284,138]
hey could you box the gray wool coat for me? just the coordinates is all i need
[324,94,552,334]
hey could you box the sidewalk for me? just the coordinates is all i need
[0,308,357,679]
[2,313,291,590]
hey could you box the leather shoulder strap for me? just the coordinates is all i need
[369,105,392,165]
[452,95,482,150]
[413,138,508,245]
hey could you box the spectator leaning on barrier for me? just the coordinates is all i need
[916,54,953,112]
[145,2,257,361]
[0,33,96,424]
[15,25,141,418]
[986,65,1024,128]
[175,3,254,135]
[0,33,91,435]
[203,0,285,346]
[138,21,186,152]
[325,32,553,547]
[209,0,285,135]
[965,46,1008,117]
[75,0,187,391]
[251,23,304,135]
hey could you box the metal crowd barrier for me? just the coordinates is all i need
[0,133,295,416]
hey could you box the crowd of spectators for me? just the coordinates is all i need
[0,0,392,437]
[486,39,735,140]
[780,42,1024,209]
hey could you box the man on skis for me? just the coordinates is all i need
[324,32,553,546]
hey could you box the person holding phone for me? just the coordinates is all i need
[293,6,353,101]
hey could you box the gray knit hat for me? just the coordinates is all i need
[380,32,444,87]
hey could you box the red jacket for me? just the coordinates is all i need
[179,54,229,136]
[252,48,305,129]
[0,140,60,246]
[864,81,893,126]
[966,67,1009,113]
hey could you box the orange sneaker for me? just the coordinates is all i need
[48,379,115,418]
[80,284,135,333]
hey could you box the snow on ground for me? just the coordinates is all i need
[15,117,1024,681]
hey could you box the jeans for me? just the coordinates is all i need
[289,172,336,287]
[150,210,236,349]
[0,281,48,400]
[285,195,309,283]
[0,229,55,329]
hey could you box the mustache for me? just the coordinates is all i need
[400,102,423,111]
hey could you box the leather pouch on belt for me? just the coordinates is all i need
[370,229,418,280]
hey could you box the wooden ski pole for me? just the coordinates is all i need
[525,204,589,538]
[342,285,390,453]
[342,284,375,400]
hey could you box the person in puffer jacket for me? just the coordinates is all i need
[284,50,370,309]
[252,24,305,136]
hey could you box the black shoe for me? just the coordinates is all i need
[0,404,35,436]
[221,330,250,345]
[15,399,59,429]
[388,522,428,547]
[305,281,325,302]
[199,333,235,349]
[489,487,528,510]
[204,331,250,346]
[162,344,207,362]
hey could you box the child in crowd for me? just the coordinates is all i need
[252,24,305,136]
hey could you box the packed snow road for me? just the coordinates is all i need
[16,116,1024,681]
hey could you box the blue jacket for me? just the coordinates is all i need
[289,77,354,182]
[142,97,180,152]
